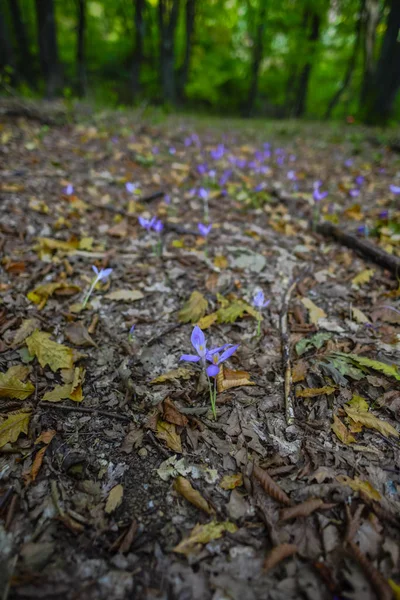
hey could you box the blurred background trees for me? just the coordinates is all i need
[0,0,399,124]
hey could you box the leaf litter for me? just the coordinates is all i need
[0,113,400,599]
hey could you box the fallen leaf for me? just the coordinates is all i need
[252,463,291,506]
[156,456,191,481]
[0,368,34,400]
[334,352,400,382]
[389,579,400,600]
[351,307,370,324]
[296,386,336,398]
[156,420,182,453]
[42,367,85,403]
[178,291,208,323]
[219,473,243,490]
[173,520,237,555]
[216,366,254,392]
[26,330,74,371]
[163,398,188,427]
[351,269,374,287]
[301,298,327,324]
[108,219,128,237]
[296,332,331,356]
[174,476,214,514]
[196,313,218,329]
[217,299,259,323]
[0,410,31,448]
[65,322,96,347]
[213,255,228,269]
[105,289,144,302]
[331,415,356,445]
[105,484,124,513]
[150,367,192,384]
[35,430,56,445]
[263,543,298,572]
[336,475,381,501]
[347,395,369,412]
[292,360,308,382]
[12,319,41,347]
[27,282,80,309]
[344,406,399,438]
[280,498,324,521]
[121,427,144,453]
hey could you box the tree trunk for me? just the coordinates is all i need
[35,0,62,98]
[246,0,267,116]
[76,0,87,97]
[324,0,364,119]
[363,0,400,124]
[7,0,35,85]
[293,10,321,117]
[177,0,195,102]
[158,0,179,105]
[0,0,15,76]
[359,0,380,106]
[132,0,145,100]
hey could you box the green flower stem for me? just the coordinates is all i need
[312,204,320,231]
[207,375,217,420]
[82,277,97,308]
[256,314,261,337]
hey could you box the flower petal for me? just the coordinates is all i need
[206,364,219,377]
[92,265,99,276]
[191,326,206,354]
[218,344,239,364]
[180,354,201,363]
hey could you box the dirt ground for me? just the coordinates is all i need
[0,109,400,600]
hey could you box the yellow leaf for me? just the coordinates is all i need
[351,269,374,287]
[389,579,400,600]
[344,406,399,438]
[174,477,213,514]
[292,361,308,383]
[150,368,192,385]
[347,395,369,412]
[344,203,363,221]
[27,282,80,309]
[35,237,79,253]
[42,367,85,402]
[156,420,182,453]
[331,415,356,445]
[301,298,327,324]
[351,307,370,324]
[214,255,228,269]
[178,291,208,324]
[26,330,74,371]
[336,475,381,501]
[219,473,243,490]
[105,484,124,514]
[173,520,237,555]
[197,313,218,330]
[78,237,94,250]
[172,239,185,248]
[0,410,31,448]
[105,289,144,302]
[12,319,41,347]
[217,299,259,324]
[0,368,34,400]
[335,352,400,382]
[296,386,336,398]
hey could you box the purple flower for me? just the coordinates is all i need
[152,146,159,154]
[355,175,364,186]
[180,325,208,364]
[313,187,328,202]
[138,216,156,231]
[206,344,239,377]
[208,169,216,179]
[210,144,225,160]
[164,194,171,205]
[289,154,296,162]
[198,223,212,237]
[349,188,360,197]
[198,187,209,201]
[253,290,270,310]
[197,164,207,175]
[169,147,176,155]
[276,156,285,166]
[254,183,265,192]
[357,224,369,236]
[344,159,353,167]
[219,170,232,186]
[379,209,389,218]
[153,219,164,234]
[92,265,113,282]
[184,136,192,147]
[128,324,135,340]
[390,184,400,194]
[64,184,74,195]
[287,170,297,181]
[125,182,136,194]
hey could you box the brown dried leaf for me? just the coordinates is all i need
[163,398,188,427]
[344,406,399,438]
[347,540,393,600]
[280,498,324,521]
[178,291,208,324]
[12,319,41,347]
[105,484,124,514]
[150,367,192,385]
[292,360,308,383]
[156,420,182,453]
[65,322,97,347]
[219,473,243,490]
[263,543,298,572]
[174,476,214,514]
[296,386,336,398]
[253,463,291,506]
[331,415,356,445]
[216,365,255,392]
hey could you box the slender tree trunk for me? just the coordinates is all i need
[324,0,364,119]
[360,0,380,106]
[363,0,400,124]
[7,0,35,85]
[246,0,267,116]
[177,0,195,102]
[35,0,62,98]
[293,10,321,117]
[132,0,145,100]
[158,0,179,105]
[0,0,15,76]
[76,0,87,97]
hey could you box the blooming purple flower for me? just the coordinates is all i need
[254,183,265,192]
[153,219,164,233]
[64,184,74,195]
[349,188,360,197]
[248,161,258,170]
[287,170,297,181]
[128,324,135,340]
[125,182,136,194]
[210,144,225,160]
[355,175,364,186]
[138,216,156,231]
[198,223,212,237]
[379,209,389,219]
[219,170,232,186]
[313,187,328,202]
[253,290,270,310]
[152,146,159,154]
[92,265,113,282]
[205,344,239,377]
[208,169,216,179]
[276,156,285,166]
[389,184,400,194]
[197,164,207,175]
[357,224,369,236]
[169,147,176,155]
[198,187,209,201]
[289,155,296,162]
[344,159,353,167]
[180,325,208,364]
[184,136,192,147]
[164,194,171,205]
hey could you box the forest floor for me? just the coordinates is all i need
[0,107,400,600]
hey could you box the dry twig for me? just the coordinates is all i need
[280,279,298,425]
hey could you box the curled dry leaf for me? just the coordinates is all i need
[263,543,298,572]
[174,476,214,514]
[252,463,291,506]
[105,484,124,514]
[216,365,255,392]
[163,397,188,427]
[280,498,324,521]
[173,520,237,556]
[344,406,399,438]
[65,322,97,347]
[296,386,336,398]
[347,540,393,600]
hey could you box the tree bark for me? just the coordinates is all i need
[158,0,179,105]
[35,0,62,98]
[324,0,364,119]
[132,0,145,100]
[362,0,400,124]
[359,0,380,107]
[0,0,15,76]
[177,0,195,102]
[7,0,35,85]
[76,0,87,97]
[293,9,321,118]
[246,0,267,116]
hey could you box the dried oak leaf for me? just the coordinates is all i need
[156,420,182,453]
[252,463,291,506]
[163,397,188,427]
[174,476,214,514]
[26,330,74,371]
[280,498,324,521]
[263,543,298,572]
[0,368,34,400]
[0,410,32,448]
[331,414,356,445]
[296,386,336,398]
[344,406,399,438]
[178,291,208,323]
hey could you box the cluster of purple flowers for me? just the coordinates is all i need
[138,216,164,233]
